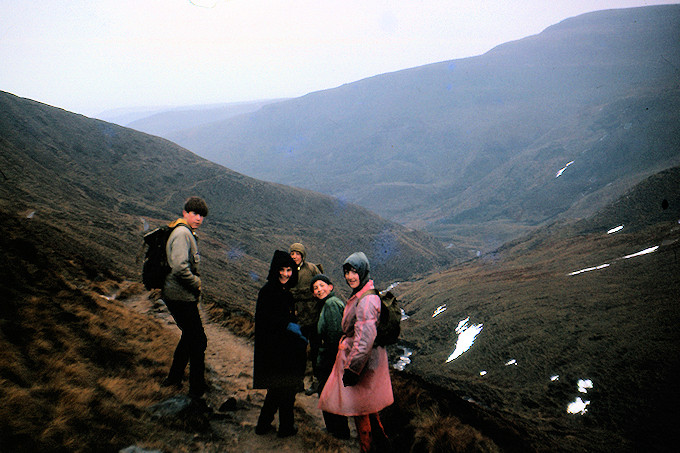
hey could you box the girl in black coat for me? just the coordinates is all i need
[253,250,308,437]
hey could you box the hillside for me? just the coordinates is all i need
[158,5,680,252]
[2,88,679,451]
[0,89,458,316]
[392,166,680,452]
[0,91,533,452]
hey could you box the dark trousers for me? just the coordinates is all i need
[301,324,320,376]
[257,387,296,431]
[164,298,207,397]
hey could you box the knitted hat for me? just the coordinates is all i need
[310,273,333,291]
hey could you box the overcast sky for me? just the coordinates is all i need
[1,0,677,117]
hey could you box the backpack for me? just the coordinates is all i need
[360,289,401,346]
[141,224,184,290]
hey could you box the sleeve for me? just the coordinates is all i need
[167,228,201,293]
[345,294,379,375]
[326,299,345,347]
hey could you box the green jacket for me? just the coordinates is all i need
[316,292,345,372]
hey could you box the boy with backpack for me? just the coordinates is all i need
[159,196,209,401]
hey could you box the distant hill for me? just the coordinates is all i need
[159,5,680,253]
[120,99,285,138]
[0,90,457,319]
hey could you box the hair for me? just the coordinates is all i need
[184,196,209,217]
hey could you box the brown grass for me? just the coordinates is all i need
[0,244,189,452]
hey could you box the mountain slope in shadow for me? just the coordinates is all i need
[394,166,680,452]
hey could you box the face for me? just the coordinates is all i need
[278,266,293,285]
[183,210,204,229]
[344,269,361,289]
[312,280,333,300]
[290,251,303,266]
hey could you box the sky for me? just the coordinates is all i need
[1,0,677,117]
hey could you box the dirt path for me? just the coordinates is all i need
[126,293,358,452]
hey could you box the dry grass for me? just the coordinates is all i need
[0,232,188,453]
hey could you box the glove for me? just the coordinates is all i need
[342,369,361,387]
[287,322,308,343]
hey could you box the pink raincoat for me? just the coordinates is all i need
[318,280,393,416]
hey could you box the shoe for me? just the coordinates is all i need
[277,426,298,438]
[255,424,275,435]
[161,377,183,388]
[304,380,319,396]
[189,396,213,414]
[332,430,351,440]
[188,383,207,399]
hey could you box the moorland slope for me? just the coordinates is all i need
[394,166,680,452]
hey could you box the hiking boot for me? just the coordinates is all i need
[188,396,213,414]
[188,382,208,399]
[161,376,183,389]
[277,426,298,438]
[332,429,351,440]
[255,423,275,435]
[304,379,319,396]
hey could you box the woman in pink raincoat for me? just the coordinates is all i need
[318,252,393,452]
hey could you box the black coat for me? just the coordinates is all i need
[253,250,307,390]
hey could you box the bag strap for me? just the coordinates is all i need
[358,289,379,300]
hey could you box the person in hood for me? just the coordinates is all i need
[311,274,350,439]
[253,250,308,438]
[289,242,323,392]
[161,196,209,402]
[318,252,393,452]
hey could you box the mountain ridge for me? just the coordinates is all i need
[155,5,680,253]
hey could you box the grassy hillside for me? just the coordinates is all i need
[393,167,680,452]
[162,5,680,251]
[0,210,187,451]
[0,90,458,323]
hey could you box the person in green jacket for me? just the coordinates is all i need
[311,274,350,439]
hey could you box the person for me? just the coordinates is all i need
[311,274,350,439]
[161,196,209,401]
[253,250,308,438]
[289,242,322,392]
[318,252,393,452]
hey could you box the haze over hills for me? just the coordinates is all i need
[100,99,285,138]
[0,90,457,314]
[151,5,680,254]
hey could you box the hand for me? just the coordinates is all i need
[342,369,361,387]
[287,322,302,336]
[287,322,308,343]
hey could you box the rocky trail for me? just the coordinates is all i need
[124,292,359,452]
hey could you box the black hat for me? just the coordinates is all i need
[310,273,333,291]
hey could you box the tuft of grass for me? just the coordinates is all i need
[411,412,500,453]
